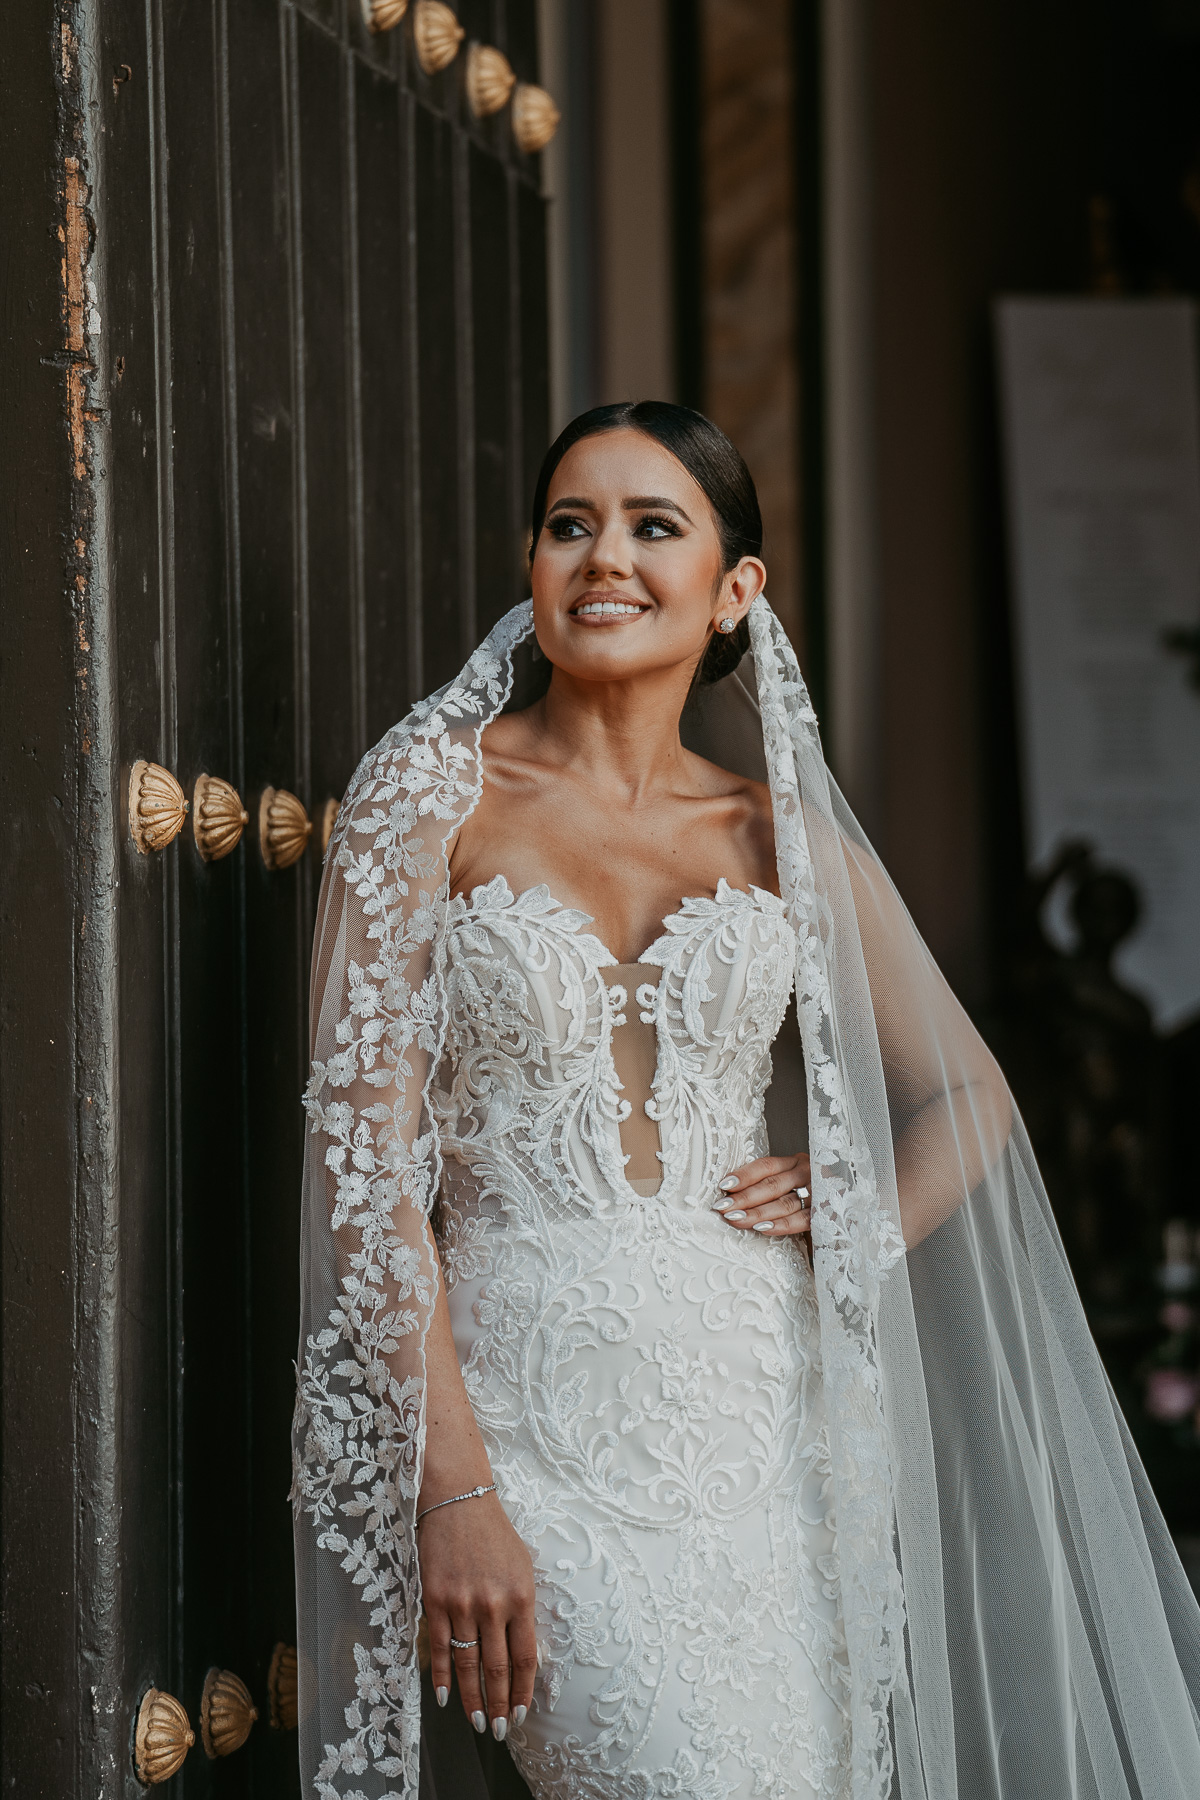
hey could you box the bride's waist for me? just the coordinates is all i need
[435,1112,768,1213]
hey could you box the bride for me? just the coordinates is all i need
[292,403,1200,1800]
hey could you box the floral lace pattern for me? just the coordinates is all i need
[747,601,907,1799]
[432,877,852,1798]
[291,598,906,1800]
[291,608,530,1800]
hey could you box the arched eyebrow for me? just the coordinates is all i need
[545,494,696,525]
[623,495,695,524]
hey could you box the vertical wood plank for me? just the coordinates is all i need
[518,180,551,529]
[295,15,358,801]
[454,129,479,650]
[344,47,370,760]
[225,4,307,1781]
[357,64,416,739]
[92,0,177,1757]
[141,0,191,1712]
[504,0,540,85]
[399,89,425,705]
[170,13,251,1773]
[470,143,514,629]
[415,106,464,686]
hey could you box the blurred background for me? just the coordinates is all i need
[4,0,1200,1789]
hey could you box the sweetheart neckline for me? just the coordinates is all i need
[448,872,786,969]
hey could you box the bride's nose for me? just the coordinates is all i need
[586,514,632,578]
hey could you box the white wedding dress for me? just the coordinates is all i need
[296,601,1200,1800]
[431,874,852,1800]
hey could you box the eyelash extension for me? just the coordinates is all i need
[546,511,681,540]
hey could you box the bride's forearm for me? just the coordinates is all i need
[415,1229,537,1739]
[418,1253,494,1506]
[894,1073,1012,1248]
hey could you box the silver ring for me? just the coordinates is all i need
[450,1636,479,1650]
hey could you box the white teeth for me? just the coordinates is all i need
[575,600,643,617]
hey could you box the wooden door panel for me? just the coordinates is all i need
[2,1,546,1793]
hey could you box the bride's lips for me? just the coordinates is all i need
[567,593,651,625]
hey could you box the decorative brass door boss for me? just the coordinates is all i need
[127,761,336,871]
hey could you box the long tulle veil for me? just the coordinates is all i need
[291,596,1200,1799]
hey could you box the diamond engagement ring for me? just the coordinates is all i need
[450,1637,480,1650]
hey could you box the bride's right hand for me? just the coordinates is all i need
[419,1489,538,1740]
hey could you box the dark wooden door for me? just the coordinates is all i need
[1,2,547,1794]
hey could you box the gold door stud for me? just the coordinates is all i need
[259,786,312,870]
[128,761,189,854]
[134,1688,195,1785]
[200,1667,258,1759]
[192,774,249,862]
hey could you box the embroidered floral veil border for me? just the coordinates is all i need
[292,597,1200,1800]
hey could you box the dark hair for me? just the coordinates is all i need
[529,401,761,684]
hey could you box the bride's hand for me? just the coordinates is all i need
[419,1489,538,1740]
[713,1152,811,1237]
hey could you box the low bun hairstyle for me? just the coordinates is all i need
[529,401,761,685]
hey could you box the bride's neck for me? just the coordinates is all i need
[531,665,693,798]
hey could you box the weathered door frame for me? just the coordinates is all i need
[1,3,548,1793]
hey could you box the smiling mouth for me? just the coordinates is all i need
[570,597,650,620]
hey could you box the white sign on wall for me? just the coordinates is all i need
[995,298,1200,1030]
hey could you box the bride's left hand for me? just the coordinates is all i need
[713,1152,811,1237]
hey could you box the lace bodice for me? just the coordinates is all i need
[430,876,852,1799]
[432,874,796,1213]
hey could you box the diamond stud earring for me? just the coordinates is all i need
[717,617,737,634]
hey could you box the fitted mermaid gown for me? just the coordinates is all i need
[431,875,852,1800]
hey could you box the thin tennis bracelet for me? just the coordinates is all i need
[415,1482,496,1526]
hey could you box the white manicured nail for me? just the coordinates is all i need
[719,1176,740,1191]
[512,1705,527,1727]
[492,1717,507,1741]
[472,1711,487,1733]
[713,1198,734,1211]
[723,1209,746,1222]
[754,1221,774,1232]
[435,1686,449,1708]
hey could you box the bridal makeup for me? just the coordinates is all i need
[529,428,763,684]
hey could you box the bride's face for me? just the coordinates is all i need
[530,429,764,684]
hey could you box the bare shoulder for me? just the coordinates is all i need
[682,750,777,888]
[682,746,771,812]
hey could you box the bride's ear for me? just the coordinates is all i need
[724,556,767,619]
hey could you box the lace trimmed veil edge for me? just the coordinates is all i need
[292,597,1200,1800]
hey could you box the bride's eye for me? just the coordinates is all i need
[547,515,589,540]
[634,513,681,540]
